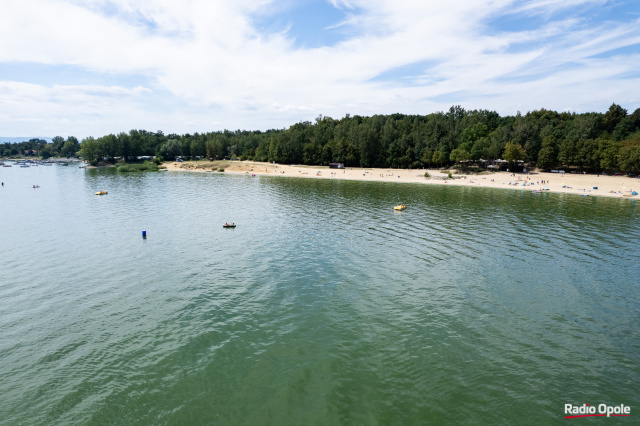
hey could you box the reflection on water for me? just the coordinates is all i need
[0,166,638,424]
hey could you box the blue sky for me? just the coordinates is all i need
[0,0,639,139]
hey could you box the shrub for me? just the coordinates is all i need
[424,171,430,178]
[218,168,225,172]
[117,161,159,172]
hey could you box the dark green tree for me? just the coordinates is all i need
[536,136,558,170]
[603,103,627,133]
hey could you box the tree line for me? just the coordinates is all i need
[1,136,80,159]
[3,104,640,173]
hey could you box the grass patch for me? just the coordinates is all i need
[117,162,159,172]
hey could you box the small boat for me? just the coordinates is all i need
[393,204,406,211]
[95,191,108,195]
[223,223,236,228]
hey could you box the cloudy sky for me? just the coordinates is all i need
[1,0,639,139]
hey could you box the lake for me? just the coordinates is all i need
[1,164,638,424]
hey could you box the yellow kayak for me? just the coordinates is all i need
[394,204,406,211]
[95,191,108,195]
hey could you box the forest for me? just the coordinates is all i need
[3,104,640,173]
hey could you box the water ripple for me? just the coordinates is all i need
[0,169,638,424]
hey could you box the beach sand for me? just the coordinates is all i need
[164,160,640,199]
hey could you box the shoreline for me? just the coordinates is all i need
[164,160,640,200]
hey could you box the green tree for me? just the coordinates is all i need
[101,134,119,159]
[420,148,434,167]
[79,136,102,163]
[558,137,577,166]
[470,137,492,161]
[203,139,217,160]
[603,103,627,133]
[160,139,183,160]
[618,144,640,174]
[613,116,636,141]
[449,148,471,165]
[66,136,80,156]
[459,123,488,147]
[598,138,619,172]
[617,133,640,173]
[51,136,65,154]
[432,150,445,168]
[536,135,558,170]
[576,138,599,170]
[40,144,54,159]
[61,140,78,157]
[190,133,206,157]
[503,142,527,169]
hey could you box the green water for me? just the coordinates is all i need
[0,165,638,424]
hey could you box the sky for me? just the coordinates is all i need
[0,0,639,139]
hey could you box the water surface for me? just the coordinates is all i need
[0,165,638,424]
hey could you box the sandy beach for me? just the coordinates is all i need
[164,160,640,199]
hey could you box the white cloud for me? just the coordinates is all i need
[0,0,639,137]
[510,0,607,15]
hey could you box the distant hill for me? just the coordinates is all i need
[0,137,52,143]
